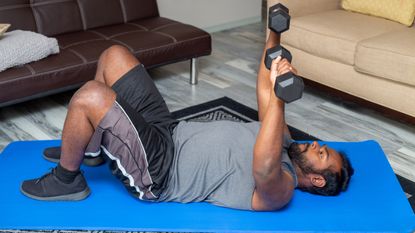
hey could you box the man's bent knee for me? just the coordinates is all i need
[69,81,116,111]
[102,45,140,64]
[95,45,141,87]
[105,45,130,54]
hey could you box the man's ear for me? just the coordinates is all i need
[310,174,326,188]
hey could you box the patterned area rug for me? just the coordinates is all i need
[2,96,414,233]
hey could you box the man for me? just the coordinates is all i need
[21,29,354,211]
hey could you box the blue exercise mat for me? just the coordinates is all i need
[0,140,414,232]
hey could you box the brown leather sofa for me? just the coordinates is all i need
[0,0,211,107]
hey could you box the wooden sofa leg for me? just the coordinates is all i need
[190,58,198,85]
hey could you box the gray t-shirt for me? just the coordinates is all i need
[158,121,297,210]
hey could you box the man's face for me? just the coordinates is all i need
[288,141,343,174]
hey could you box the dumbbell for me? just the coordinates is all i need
[268,3,290,34]
[265,4,304,103]
[265,46,304,103]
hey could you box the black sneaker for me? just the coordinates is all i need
[20,168,90,201]
[43,146,105,166]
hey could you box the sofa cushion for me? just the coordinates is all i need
[55,17,210,68]
[0,48,86,104]
[0,0,37,32]
[282,10,405,65]
[355,28,415,86]
[77,0,124,29]
[65,40,122,62]
[31,0,83,36]
[121,0,159,22]
[342,0,415,26]
[125,18,211,67]
[57,17,210,68]
[56,31,103,49]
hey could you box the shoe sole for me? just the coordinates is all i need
[20,186,91,201]
[43,154,105,167]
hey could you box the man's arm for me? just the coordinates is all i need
[252,57,295,211]
[256,32,296,137]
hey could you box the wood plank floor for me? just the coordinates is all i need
[1,22,414,188]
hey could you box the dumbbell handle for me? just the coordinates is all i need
[265,45,292,70]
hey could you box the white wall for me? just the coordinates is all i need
[157,0,262,32]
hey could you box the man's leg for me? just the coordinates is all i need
[43,45,141,165]
[94,45,140,87]
[89,46,177,200]
[21,81,116,201]
[21,46,154,201]
[60,81,116,171]
[94,45,174,127]
[59,45,140,168]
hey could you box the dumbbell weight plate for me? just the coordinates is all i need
[274,72,304,103]
[268,3,290,34]
[270,3,289,14]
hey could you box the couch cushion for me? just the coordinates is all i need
[66,40,122,62]
[122,17,211,67]
[120,0,159,22]
[282,10,405,65]
[0,0,37,32]
[0,48,87,104]
[77,0,124,29]
[58,17,210,68]
[56,31,103,49]
[55,17,210,67]
[31,0,83,36]
[342,0,415,26]
[355,28,415,86]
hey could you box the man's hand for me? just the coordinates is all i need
[269,56,298,88]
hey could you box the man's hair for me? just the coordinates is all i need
[300,152,354,196]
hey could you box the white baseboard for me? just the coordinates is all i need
[202,16,261,33]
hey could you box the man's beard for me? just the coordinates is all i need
[288,142,315,174]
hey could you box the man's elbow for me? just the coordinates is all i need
[272,194,292,210]
[253,193,293,212]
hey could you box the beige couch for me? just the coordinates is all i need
[267,0,415,119]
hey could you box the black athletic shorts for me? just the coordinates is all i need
[85,64,178,200]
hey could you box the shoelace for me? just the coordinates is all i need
[35,168,55,184]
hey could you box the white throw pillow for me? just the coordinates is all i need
[0,30,60,72]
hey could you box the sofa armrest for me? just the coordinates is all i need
[267,0,341,18]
